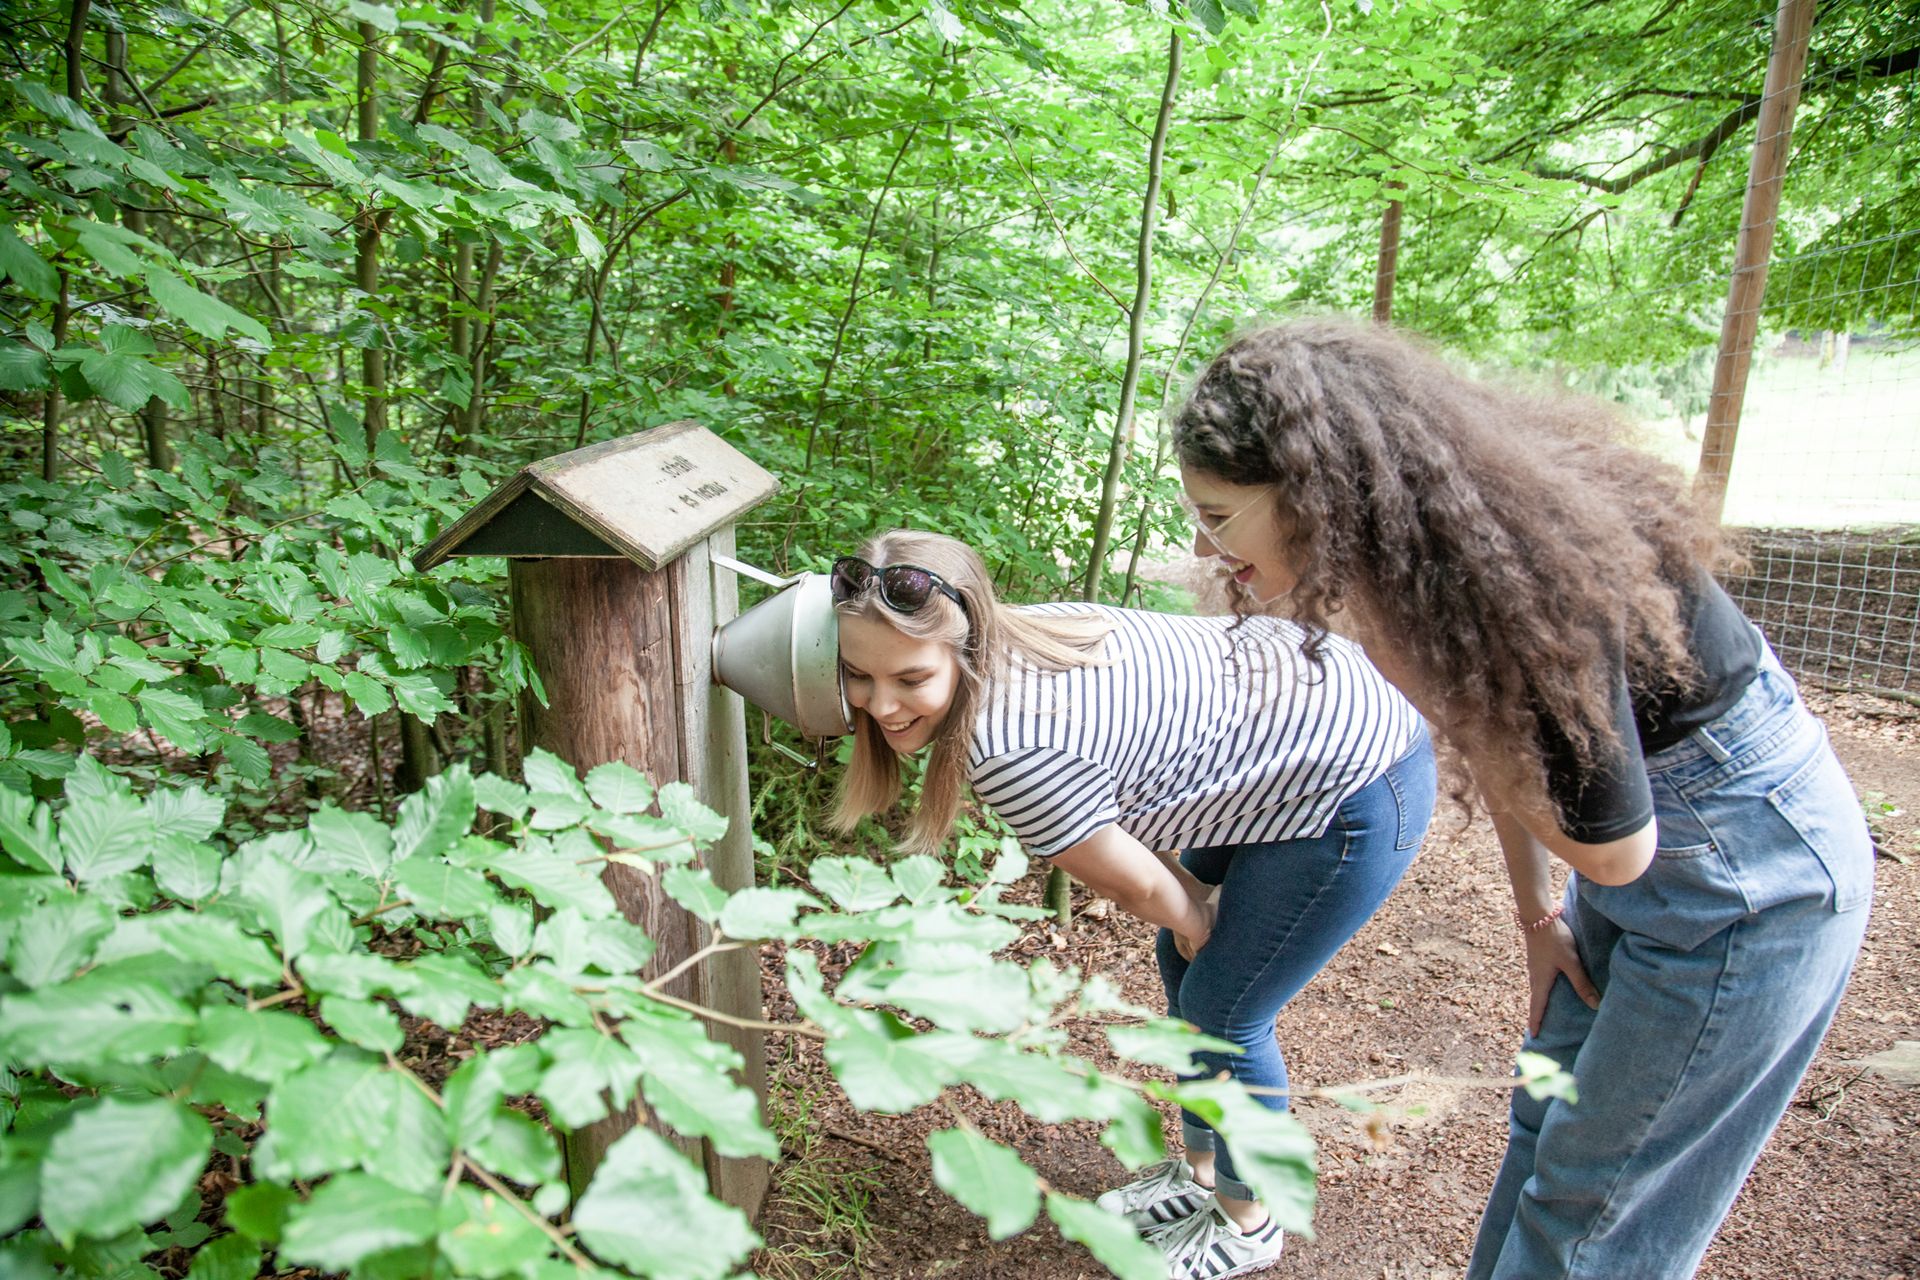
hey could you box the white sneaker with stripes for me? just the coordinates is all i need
[1153,1200,1285,1280]
[1093,1158,1212,1232]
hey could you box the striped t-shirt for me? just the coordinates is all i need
[967,605,1423,857]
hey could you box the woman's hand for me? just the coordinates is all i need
[1523,918,1600,1037]
[1175,899,1216,962]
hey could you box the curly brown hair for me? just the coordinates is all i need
[1172,317,1726,815]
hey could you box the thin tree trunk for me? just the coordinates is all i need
[356,21,387,449]
[66,0,91,101]
[1695,0,1815,522]
[106,29,174,470]
[1080,29,1181,604]
[806,123,921,471]
[42,270,69,482]
[1372,185,1405,325]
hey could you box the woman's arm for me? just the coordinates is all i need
[1053,825,1214,952]
[1486,801,1603,1035]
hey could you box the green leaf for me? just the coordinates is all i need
[224,1183,297,1243]
[59,786,151,881]
[183,1232,259,1280]
[1107,1019,1243,1074]
[391,857,497,919]
[1167,1080,1317,1234]
[639,1055,777,1159]
[0,226,57,301]
[928,1128,1040,1240]
[391,765,475,863]
[152,835,222,901]
[467,1108,561,1186]
[308,804,395,877]
[279,1173,435,1271]
[621,139,674,171]
[146,784,225,841]
[841,959,1032,1034]
[473,774,530,820]
[149,912,283,986]
[198,1006,333,1084]
[391,673,457,719]
[78,345,190,413]
[481,842,617,917]
[225,845,345,959]
[147,270,270,345]
[657,781,727,844]
[343,672,393,715]
[1186,0,1228,34]
[537,1028,643,1128]
[0,974,194,1066]
[436,1184,550,1278]
[394,953,500,1030]
[5,894,115,988]
[1045,1193,1163,1280]
[584,760,654,813]
[346,1,401,32]
[0,343,50,391]
[138,688,207,751]
[810,856,900,912]
[0,790,60,874]
[251,1057,390,1182]
[320,996,404,1053]
[39,1097,212,1245]
[718,886,820,939]
[662,865,727,922]
[890,854,948,903]
[572,1127,759,1278]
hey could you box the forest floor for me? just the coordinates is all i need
[752,687,1920,1280]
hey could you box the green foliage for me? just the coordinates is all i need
[0,748,1319,1277]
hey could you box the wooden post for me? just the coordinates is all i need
[1372,185,1405,325]
[414,422,778,1220]
[1694,0,1817,523]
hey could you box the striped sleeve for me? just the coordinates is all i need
[969,747,1122,857]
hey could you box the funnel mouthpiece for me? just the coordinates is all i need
[711,572,852,738]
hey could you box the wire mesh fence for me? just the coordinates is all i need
[1711,0,1920,698]
[1532,0,1920,697]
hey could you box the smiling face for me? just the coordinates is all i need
[1179,464,1300,604]
[838,612,962,755]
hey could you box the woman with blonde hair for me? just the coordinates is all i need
[832,528,1436,1279]
[1170,317,1872,1279]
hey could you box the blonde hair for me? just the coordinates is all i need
[830,530,1110,855]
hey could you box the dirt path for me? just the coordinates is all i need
[754,691,1920,1279]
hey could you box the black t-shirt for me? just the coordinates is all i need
[1542,572,1763,843]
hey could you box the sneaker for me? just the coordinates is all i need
[1094,1158,1212,1232]
[1154,1200,1285,1280]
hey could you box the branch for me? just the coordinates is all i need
[998,124,1130,317]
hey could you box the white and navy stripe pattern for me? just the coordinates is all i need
[968,605,1421,857]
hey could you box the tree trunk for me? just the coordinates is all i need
[42,270,68,482]
[1372,186,1405,325]
[66,0,91,102]
[356,21,387,450]
[1079,29,1181,604]
[806,123,921,471]
[1695,0,1815,522]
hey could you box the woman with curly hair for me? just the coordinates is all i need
[830,529,1436,1279]
[1170,317,1873,1280]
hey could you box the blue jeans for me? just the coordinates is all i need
[1467,645,1873,1279]
[1157,729,1436,1201]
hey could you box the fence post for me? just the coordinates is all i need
[413,421,779,1221]
[1694,0,1817,522]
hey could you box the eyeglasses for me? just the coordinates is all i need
[1179,488,1273,554]
[830,556,969,615]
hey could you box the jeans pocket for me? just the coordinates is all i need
[1383,737,1437,852]
[1583,840,1743,951]
[1768,739,1875,913]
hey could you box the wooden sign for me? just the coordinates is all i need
[412,420,779,572]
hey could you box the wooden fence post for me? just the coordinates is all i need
[1694,0,1817,522]
[414,422,779,1221]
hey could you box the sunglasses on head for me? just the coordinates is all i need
[830,556,968,615]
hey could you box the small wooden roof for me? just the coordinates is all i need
[412,420,780,573]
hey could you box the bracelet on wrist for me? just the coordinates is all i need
[1516,901,1566,932]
